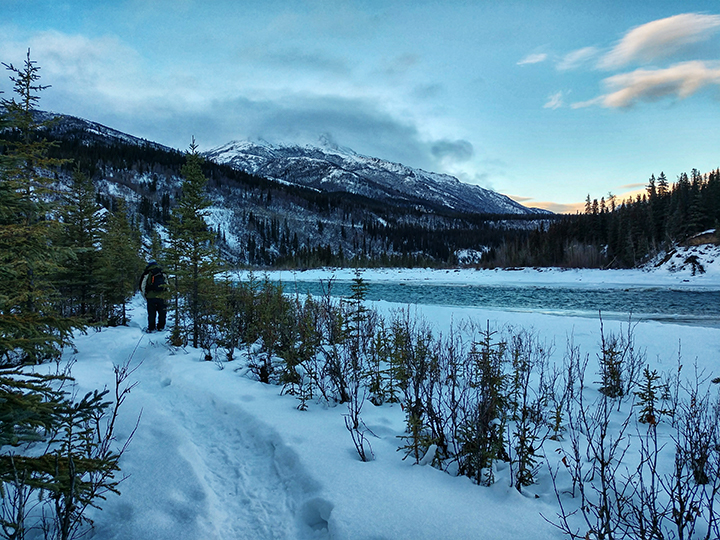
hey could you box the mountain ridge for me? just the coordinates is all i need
[26,110,554,266]
[33,110,547,217]
[205,139,548,217]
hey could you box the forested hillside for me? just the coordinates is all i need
[27,112,554,268]
[18,111,719,270]
[483,169,720,268]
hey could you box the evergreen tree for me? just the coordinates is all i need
[97,199,143,326]
[148,227,163,263]
[0,51,127,540]
[166,139,221,348]
[57,168,104,321]
[0,49,75,365]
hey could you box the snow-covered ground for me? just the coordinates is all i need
[247,244,720,291]
[58,250,720,539]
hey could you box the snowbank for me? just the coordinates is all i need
[56,262,720,539]
[237,243,720,291]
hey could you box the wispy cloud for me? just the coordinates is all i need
[571,96,604,109]
[575,61,720,108]
[517,53,547,66]
[599,13,720,70]
[543,91,564,109]
[507,196,583,214]
[431,139,474,164]
[557,47,599,71]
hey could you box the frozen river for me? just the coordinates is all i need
[279,279,720,327]
[246,266,720,329]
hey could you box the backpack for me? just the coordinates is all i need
[146,266,166,293]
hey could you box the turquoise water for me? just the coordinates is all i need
[279,280,720,327]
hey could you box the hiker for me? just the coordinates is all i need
[140,260,167,332]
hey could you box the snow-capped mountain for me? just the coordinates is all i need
[33,111,555,266]
[205,140,545,216]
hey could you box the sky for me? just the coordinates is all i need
[2,1,720,212]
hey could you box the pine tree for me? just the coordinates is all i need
[0,49,75,365]
[57,168,104,321]
[634,365,669,425]
[166,139,221,348]
[0,51,127,540]
[458,323,508,485]
[148,227,163,263]
[97,199,143,326]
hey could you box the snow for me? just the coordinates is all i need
[53,256,720,539]
[204,139,534,215]
[237,249,720,291]
[65,306,560,539]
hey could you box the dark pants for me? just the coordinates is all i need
[147,297,166,331]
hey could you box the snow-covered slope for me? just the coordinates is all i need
[205,140,545,216]
[646,235,720,276]
[37,111,175,151]
[68,296,561,540]
[59,266,720,540]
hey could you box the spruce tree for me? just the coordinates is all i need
[0,51,127,540]
[0,49,75,365]
[97,199,143,326]
[57,168,104,321]
[166,139,221,348]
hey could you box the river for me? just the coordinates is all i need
[277,279,720,328]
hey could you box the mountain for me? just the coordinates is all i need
[32,111,554,267]
[205,140,545,216]
[36,110,174,151]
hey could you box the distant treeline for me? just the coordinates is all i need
[482,168,720,268]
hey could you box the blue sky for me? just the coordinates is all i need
[2,0,720,212]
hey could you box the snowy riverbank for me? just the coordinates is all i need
[55,261,720,539]
[242,244,720,291]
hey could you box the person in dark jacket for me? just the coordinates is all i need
[140,260,167,332]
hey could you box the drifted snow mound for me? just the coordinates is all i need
[647,232,720,277]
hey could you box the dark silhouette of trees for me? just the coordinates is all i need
[483,168,720,269]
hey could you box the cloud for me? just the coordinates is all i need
[505,195,583,213]
[556,47,599,71]
[0,30,429,164]
[383,54,420,77]
[0,28,488,182]
[529,201,585,214]
[618,183,647,190]
[517,53,547,66]
[576,61,720,108]
[570,96,605,109]
[543,91,564,109]
[431,139,474,164]
[508,195,533,203]
[0,30,177,111]
[250,47,352,75]
[599,13,720,70]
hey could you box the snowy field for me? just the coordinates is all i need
[57,255,720,540]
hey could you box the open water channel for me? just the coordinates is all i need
[277,279,720,328]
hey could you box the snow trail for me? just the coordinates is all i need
[79,324,331,540]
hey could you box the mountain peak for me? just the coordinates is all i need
[205,140,545,216]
